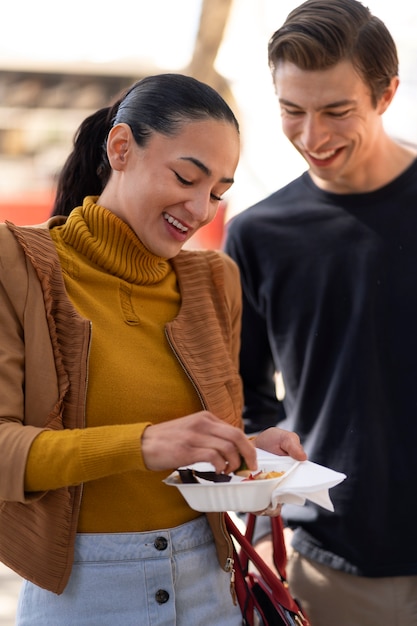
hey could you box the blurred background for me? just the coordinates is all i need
[1,0,416,248]
[1,1,417,623]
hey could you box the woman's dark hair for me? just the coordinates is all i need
[52,73,239,216]
[268,0,399,107]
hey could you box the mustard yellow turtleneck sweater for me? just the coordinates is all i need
[25,197,202,531]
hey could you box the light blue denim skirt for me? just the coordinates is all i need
[16,515,242,625]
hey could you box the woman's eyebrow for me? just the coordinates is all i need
[179,156,234,184]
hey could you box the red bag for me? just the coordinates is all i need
[225,513,310,626]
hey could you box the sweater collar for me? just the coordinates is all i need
[60,196,171,285]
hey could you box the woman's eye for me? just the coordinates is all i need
[174,172,192,186]
[174,171,222,202]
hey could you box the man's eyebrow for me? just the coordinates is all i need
[279,98,356,110]
[179,156,234,184]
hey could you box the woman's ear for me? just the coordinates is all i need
[106,123,132,171]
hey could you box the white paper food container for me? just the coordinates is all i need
[163,457,298,512]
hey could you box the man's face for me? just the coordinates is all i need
[273,59,390,193]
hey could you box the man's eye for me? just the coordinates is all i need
[282,108,303,116]
[327,110,351,118]
[211,193,222,202]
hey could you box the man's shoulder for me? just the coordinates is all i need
[255,176,304,208]
[228,174,307,232]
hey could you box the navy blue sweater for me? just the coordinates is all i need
[225,162,417,576]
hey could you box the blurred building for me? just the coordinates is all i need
[0,0,234,248]
[1,0,416,237]
[0,60,153,224]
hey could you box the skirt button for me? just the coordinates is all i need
[154,536,168,551]
[155,589,170,604]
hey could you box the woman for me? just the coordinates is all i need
[0,73,306,625]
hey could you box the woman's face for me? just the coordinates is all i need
[100,118,240,258]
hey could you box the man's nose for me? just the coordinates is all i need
[301,115,330,152]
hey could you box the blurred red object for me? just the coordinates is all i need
[0,189,54,225]
[0,192,227,250]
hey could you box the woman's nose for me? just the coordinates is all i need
[186,192,212,223]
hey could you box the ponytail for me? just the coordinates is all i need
[51,99,121,216]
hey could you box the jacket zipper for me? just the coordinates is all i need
[165,327,237,601]
[165,328,205,408]
[78,320,93,509]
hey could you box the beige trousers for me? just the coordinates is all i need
[287,549,417,626]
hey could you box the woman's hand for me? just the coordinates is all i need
[253,427,307,462]
[251,427,306,517]
[256,503,283,517]
[141,411,258,473]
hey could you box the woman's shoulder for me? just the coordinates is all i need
[173,248,241,317]
[0,222,27,266]
[175,247,239,281]
[0,217,62,246]
[0,220,64,296]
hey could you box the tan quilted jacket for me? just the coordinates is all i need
[0,218,243,593]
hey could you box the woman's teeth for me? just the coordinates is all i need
[163,213,188,233]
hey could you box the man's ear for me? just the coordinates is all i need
[106,123,132,171]
[378,76,399,115]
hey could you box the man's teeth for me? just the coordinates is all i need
[163,213,188,232]
[309,149,337,160]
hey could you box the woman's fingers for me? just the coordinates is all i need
[141,416,307,473]
[141,411,257,472]
[254,427,307,462]
[256,503,283,517]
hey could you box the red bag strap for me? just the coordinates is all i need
[225,513,304,616]
[271,514,288,580]
[242,513,288,580]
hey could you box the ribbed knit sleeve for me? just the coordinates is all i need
[25,422,151,492]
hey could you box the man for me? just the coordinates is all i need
[225,1,417,624]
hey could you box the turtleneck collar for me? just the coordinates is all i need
[59,196,172,285]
